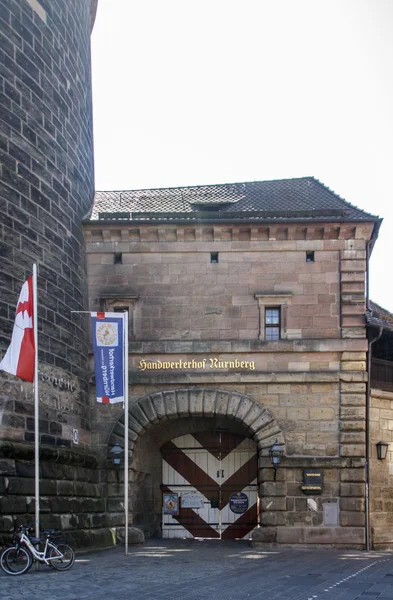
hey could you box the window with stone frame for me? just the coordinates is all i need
[265,307,281,340]
[100,295,138,341]
[255,293,292,340]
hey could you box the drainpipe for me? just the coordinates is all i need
[364,234,382,552]
[365,327,382,551]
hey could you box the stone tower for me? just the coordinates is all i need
[0,0,99,544]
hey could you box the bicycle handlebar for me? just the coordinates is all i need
[15,525,57,538]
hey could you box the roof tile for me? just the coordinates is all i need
[88,176,380,222]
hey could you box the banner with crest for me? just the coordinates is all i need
[91,312,125,403]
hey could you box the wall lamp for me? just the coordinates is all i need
[269,439,284,480]
[110,443,124,465]
[376,440,389,460]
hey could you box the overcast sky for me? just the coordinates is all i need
[91,0,393,311]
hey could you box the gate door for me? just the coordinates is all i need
[161,431,258,539]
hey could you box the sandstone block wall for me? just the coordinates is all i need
[0,0,94,380]
[0,443,114,548]
[0,373,91,448]
[92,372,367,544]
[86,223,372,342]
[84,221,372,546]
[369,389,393,549]
[0,0,95,544]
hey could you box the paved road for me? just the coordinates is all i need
[1,539,393,600]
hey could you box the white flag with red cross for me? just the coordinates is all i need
[0,275,35,382]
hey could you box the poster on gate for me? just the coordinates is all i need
[163,493,179,515]
[91,312,125,404]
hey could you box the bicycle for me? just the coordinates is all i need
[0,526,75,575]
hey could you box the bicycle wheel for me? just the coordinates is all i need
[48,541,75,571]
[0,546,32,575]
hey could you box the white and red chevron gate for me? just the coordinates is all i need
[161,431,259,539]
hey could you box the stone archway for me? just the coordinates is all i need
[107,388,284,536]
[108,388,284,458]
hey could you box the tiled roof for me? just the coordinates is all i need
[87,177,381,223]
[367,301,393,331]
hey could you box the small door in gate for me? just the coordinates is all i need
[161,431,258,539]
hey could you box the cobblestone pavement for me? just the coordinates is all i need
[1,539,393,600]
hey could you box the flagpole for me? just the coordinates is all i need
[124,310,129,556]
[33,264,39,540]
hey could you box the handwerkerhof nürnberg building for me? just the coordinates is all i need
[1,0,393,550]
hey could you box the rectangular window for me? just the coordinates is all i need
[306,251,315,262]
[100,296,138,342]
[255,293,291,341]
[265,307,280,340]
[211,252,219,263]
[114,253,122,264]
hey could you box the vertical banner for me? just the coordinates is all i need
[91,312,125,404]
[91,310,129,555]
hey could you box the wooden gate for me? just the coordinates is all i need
[161,431,258,539]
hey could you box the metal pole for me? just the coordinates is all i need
[33,264,39,540]
[124,310,129,555]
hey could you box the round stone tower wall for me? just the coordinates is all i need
[0,0,103,546]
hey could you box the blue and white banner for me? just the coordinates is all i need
[91,312,125,404]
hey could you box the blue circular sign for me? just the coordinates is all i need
[229,492,248,514]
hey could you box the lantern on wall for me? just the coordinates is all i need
[376,441,389,460]
[110,443,124,465]
[269,439,284,480]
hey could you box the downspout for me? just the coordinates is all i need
[365,234,382,552]
[365,326,382,551]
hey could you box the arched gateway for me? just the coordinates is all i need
[108,389,284,538]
